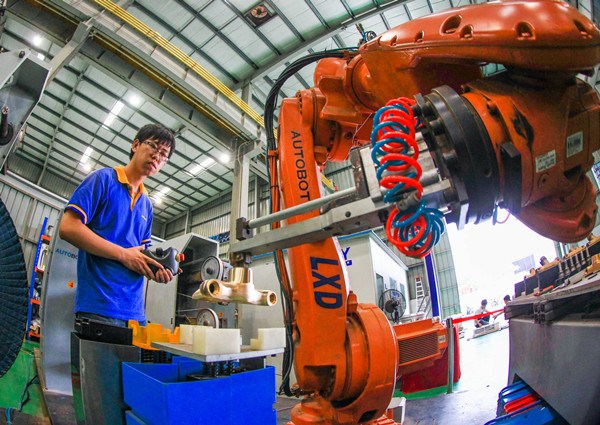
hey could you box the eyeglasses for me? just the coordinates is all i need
[140,140,170,163]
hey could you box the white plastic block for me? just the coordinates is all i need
[179,324,195,345]
[192,327,241,355]
[249,328,286,350]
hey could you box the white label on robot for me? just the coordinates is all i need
[566,131,584,158]
[535,150,556,173]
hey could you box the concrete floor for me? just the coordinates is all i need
[402,327,509,425]
[274,327,510,425]
[1,327,509,425]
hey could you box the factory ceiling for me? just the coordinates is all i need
[0,0,597,225]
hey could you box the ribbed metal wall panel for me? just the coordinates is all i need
[324,161,354,191]
[165,214,188,239]
[431,231,461,318]
[10,155,79,200]
[151,220,166,239]
[0,178,63,283]
[163,182,271,242]
[379,224,461,319]
[8,155,42,183]
[39,171,79,200]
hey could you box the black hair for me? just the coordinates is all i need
[130,123,176,159]
[503,295,511,302]
[481,299,488,306]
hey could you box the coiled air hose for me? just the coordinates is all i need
[370,97,444,257]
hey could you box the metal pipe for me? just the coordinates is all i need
[446,317,455,394]
[1,106,9,139]
[247,187,356,229]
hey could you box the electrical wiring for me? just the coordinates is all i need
[263,48,357,396]
[264,48,356,152]
[5,408,14,425]
[493,206,511,225]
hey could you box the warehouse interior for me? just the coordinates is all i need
[1,0,599,424]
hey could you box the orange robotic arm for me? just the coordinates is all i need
[313,0,600,243]
[254,1,600,424]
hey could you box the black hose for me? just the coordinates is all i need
[264,49,355,152]
[263,48,356,396]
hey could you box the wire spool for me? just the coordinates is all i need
[196,308,219,328]
[200,256,231,282]
[0,198,29,377]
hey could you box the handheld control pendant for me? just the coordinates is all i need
[142,247,184,275]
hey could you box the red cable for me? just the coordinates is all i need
[451,308,504,324]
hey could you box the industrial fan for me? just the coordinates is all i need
[378,289,407,324]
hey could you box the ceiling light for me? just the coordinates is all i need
[188,164,203,176]
[103,114,116,127]
[159,187,171,195]
[201,157,215,168]
[219,152,230,163]
[80,147,94,163]
[128,94,141,107]
[188,157,215,176]
[32,35,43,46]
[36,53,45,61]
[103,101,124,127]
[152,196,163,205]
[79,162,92,173]
[110,101,125,115]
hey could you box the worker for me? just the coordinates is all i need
[59,123,176,327]
[474,299,490,328]
[493,294,511,320]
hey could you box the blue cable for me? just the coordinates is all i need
[483,400,543,425]
[6,407,14,425]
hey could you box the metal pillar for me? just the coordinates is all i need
[229,143,264,244]
[424,253,440,317]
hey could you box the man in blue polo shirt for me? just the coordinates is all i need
[59,123,176,327]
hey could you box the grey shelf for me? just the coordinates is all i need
[151,342,284,362]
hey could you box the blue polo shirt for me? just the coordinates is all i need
[65,166,153,321]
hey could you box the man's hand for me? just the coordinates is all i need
[59,211,175,284]
[154,267,174,284]
[120,246,173,283]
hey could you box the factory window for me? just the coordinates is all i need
[390,277,398,291]
[592,161,600,190]
[376,273,385,306]
[399,284,407,302]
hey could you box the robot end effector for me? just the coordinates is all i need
[413,72,600,243]
[353,0,600,249]
[412,76,600,243]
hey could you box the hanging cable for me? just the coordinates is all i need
[493,206,511,225]
[263,48,357,396]
[5,408,14,425]
[370,98,444,257]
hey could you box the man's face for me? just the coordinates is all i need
[134,138,171,176]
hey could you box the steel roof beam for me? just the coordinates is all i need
[234,0,411,89]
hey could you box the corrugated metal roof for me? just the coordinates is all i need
[1,0,596,230]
